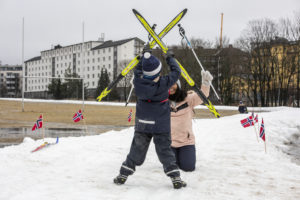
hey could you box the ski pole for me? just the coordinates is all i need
[178,24,221,101]
[125,76,134,107]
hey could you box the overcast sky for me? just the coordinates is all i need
[0,0,299,65]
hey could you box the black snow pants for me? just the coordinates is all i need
[119,131,180,178]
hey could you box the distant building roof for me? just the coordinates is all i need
[25,56,41,63]
[92,37,144,50]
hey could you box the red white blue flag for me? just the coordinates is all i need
[128,109,132,122]
[260,118,265,141]
[254,114,258,123]
[32,115,43,131]
[240,115,254,128]
[73,109,84,123]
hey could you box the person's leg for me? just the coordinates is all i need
[153,132,179,177]
[153,132,186,189]
[171,147,179,166]
[114,131,152,184]
[177,145,196,172]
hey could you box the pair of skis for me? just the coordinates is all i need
[96,9,220,118]
[31,137,59,153]
[132,9,220,118]
[96,9,187,102]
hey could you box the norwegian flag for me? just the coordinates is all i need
[73,109,84,123]
[260,118,266,141]
[254,114,258,123]
[240,115,254,128]
[32,115,43,131]
[128,109,133,122]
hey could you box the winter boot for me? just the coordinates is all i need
[113,174,128,185]
[171,176,187,189]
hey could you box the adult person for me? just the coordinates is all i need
[169,70,213,171]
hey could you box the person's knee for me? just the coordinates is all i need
[179,162,195,172]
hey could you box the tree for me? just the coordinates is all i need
[95,68,111,101]
[48,67,86,100]
[63,67,86,99]
[48,78,63,99]
[118,60,133,102]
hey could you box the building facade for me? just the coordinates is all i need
[24,37,144,98]
[0,64,22,97]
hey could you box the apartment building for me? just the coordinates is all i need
[24,37,144,97]
[0,64,22,97]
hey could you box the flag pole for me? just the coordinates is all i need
[82,117,89,135]
[42,113,45,141]
[264,139,267,153]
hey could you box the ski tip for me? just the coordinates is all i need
[132,9,139,15]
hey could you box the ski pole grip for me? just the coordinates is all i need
[178,24,185,38]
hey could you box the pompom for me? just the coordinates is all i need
[144,52,151,59]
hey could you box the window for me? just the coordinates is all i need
[92,74,94,78]
[98,73,100,78]
[87,74,90,78]
[98,50,100,54]
[103,49,105,53]
[98,58,100,62]
[109,56,111,60]
[87,67,89,71]
[92,58,95,63]
[92,51,94,55]
[87,52,90,56]
[103,57,105,61]
[109,48,111,52]
[87,59,90,64]
[92,66,95,70]
[108,64,111,69]
[92,81,94,86]
[98,65,100,70]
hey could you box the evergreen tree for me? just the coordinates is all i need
[48,78,63,99]
[62,67,86,99]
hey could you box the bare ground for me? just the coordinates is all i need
[0,100,239,128]
[0,100,239,144]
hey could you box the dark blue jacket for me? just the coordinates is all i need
[134,57,181,134]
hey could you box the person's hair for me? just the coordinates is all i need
[169,85,187,102]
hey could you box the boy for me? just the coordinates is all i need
[114,50,186,189]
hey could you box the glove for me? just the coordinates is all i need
[142,43,152,54]
[165,49,175,62]
[201,70,213,86]
[166,49,174,58]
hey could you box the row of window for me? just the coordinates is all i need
[27,80,101,90]
[28,55,114,67]
[28,64,112,73]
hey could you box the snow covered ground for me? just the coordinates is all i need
[0,106,300,199]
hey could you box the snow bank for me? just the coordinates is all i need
[0,108,300,200]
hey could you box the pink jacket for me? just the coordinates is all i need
[170,85,210,148]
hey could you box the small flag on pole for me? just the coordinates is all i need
[32,115,43,131]
[254,114,258,123]
[73,109,84,123]
[128,109,133,122]
[259,118,265,141]
[240,115,254,128]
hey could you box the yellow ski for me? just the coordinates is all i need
[96,9,187,101]
[132,9,220,118]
